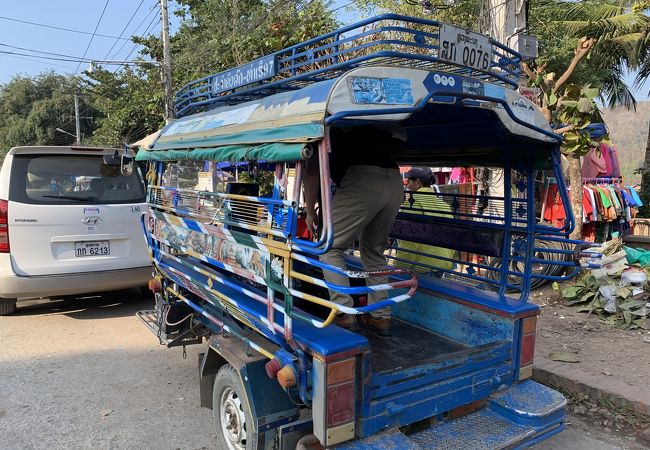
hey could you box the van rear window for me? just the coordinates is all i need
[9,155,147,205]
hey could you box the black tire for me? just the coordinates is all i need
[0,298,17,316]
[140,285,154,299]
[213,364,258,450]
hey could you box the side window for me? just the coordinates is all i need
[162,161,235,193]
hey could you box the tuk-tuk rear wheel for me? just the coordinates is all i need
[213,364,258,450]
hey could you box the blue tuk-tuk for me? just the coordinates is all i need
[136,14,587,449]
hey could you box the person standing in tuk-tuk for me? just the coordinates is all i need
[305,124,407,335]
[396,167,455,273]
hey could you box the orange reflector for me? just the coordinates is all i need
[277,365,297,388]
[327,358,355,385]
[148,278,162,293]
[522,316,537,334]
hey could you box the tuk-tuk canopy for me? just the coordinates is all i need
[135,66,558,164]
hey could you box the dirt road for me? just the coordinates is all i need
[0,292,214,449]
[0,292,644,449]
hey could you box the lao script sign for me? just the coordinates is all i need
[211,55,276,95]
[439,24,493,72]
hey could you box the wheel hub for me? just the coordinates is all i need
[220,387,247,450]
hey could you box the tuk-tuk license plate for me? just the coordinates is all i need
[439,24,493,72]
[75,240,110,257]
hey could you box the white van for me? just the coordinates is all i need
[0,146,152,315]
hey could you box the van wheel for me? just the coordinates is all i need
[213,364,258,450]
[0,298,17,315]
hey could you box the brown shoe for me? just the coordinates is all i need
[333,314,359,330]
[358,315,391,336]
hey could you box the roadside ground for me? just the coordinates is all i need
[531,283,650,445]
[1,292,645,449]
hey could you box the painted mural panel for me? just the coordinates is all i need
[155,219,275,280]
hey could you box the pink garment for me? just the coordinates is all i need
[581,147,607,179]
[450,167,462,183]
[606,145,621,177]
[600,143,613,176]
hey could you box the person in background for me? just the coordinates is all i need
[304,124,407,336]
[396,167,455,273]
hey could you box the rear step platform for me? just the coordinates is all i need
[359,318,467,372]
[136,309,204,347]
[336,381,565,449]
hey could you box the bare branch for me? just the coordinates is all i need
[554,124,576,135]
[522,62,536,80]
[553,37,597,95]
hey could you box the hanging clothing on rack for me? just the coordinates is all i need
[604,144,622,177]
[582,187,594,222]
[580,177,638,242]
[581,146,608,178]
[543,184,566,228]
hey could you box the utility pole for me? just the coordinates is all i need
[74,94,81,145]
[160,0,175,122]
[484,0,537,59]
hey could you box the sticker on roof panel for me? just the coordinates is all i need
[348,77,414,105]
[462,78,484,97]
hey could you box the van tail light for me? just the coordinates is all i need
[0,200,9,253]
[314,356,356,447]
[518,316,537,380]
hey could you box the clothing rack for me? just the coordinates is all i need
[582,177,622,184]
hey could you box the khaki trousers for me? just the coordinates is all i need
[321,166,403,319]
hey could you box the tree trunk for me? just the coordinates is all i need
[639,120,650,217]
[568,154,583,239]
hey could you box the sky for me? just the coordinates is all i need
[0,0,647,101]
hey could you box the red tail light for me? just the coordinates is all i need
[518,316,537,380]
[313,356,357,446]
[326,358,356,427]
[0,200,9,253]
[327,382,355,426]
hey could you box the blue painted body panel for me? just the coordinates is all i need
[360,362,514,437]
[393,291,514,346]
[367,342,511,400]
[161,255,369,356]
[337,381,566,449]
[417,275,540,316]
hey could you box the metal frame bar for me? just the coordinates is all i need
[174,14,522,115]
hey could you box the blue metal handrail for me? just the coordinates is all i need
[174,14,522,117]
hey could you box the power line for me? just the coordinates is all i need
[114,14,161,74]
[331,0,358,13]
[0,53,78,71]
[107,2,159,62]
[0,42,95,61]
[103,0,147,61]
[0,50,92,63]
[0,14,131,40]
[75,0,111,73]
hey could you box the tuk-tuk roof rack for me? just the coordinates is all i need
[174,14,522,117]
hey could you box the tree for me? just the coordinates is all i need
[83,0,338,145]
[534,0,649,225]
[0,72,98,159]
[84,66,165,148]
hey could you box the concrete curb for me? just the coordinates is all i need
[533,356,650,417]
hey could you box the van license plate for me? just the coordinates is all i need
[75,241,110,257]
